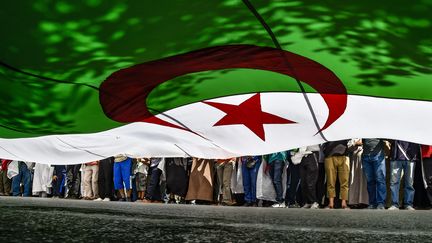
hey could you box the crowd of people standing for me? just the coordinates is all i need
[1,139,432,210]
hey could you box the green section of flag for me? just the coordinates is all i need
[0,1,432,137]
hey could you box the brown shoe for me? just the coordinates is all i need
[142,199,153,204]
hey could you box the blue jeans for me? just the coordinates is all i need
[242,160,261,203]
[390,160,415,207]
[113,158,132,190]
[269,160,284,203]
[12,162,32,197]
[362,151,386,207]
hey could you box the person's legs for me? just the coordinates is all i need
[299,160,308,204]
[215,162,224,202]
[362,154,377,207]
[72,165,80,197]
[304,154,319,204]
[403,161,415,208]
[375,152,387,207]
[4,171,11,195]
[145,166,155,200]
[52,166,61,197]
[12,163,23,196]
[0,170,4,195]
[249,161,261,204]
[120,159,132,200]
[145,166,162,201]
[272,160,284,203]
[103,158,114,199]
[91,165,99,199]
[66,165,74,197]
[22,164,32,197]
[287,162,301,206]
[337,156,350,208]
[113,161,125,200]
[97,161,105,198]
[0,170,7,195]
[241,162,252,203]
[325,157,337,208]
[136,172,146,200]
[390,161,403,208]
[316,162,326,205]
[83,166,92,198]
[222,161,234,203]
[423,158,432,205]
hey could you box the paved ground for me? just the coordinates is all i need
[0,197,431,242]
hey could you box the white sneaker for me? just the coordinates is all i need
[102,198,111,202]
[310,202,320,209]
[302,203,312,209]
[272,202,286,208]
[93,198,103,201]
[405,206,415,211]
[388,205,399,210]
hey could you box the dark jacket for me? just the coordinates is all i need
[323,140,349,157]
[390,140,420,162]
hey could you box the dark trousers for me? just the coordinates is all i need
[285,161,301,205]
[98,158,114,199]
[145,166,162,201]
[423,158,432,206]
[0,170,11,195]
[53,165,66,197]
[66,164,81,197]
[316,163,326,205]
[300,153,319,204]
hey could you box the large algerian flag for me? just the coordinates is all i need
[1,1,431,164]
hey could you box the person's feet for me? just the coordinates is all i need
[271,202,286,208]
[388,205,399,210]
[377,204,385,210]
[310,202,320,209]
[243,202,257,207]
[405,205,415,210]
[302,203,312,209]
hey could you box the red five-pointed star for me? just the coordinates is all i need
[203,93,296,141]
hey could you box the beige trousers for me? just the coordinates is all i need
[325,155,350,200]
[84,165,99,198]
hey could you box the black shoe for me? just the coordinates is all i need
[243,202,257,207]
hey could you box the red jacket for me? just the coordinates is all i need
[421,145,432,158]
[1,159,11,171]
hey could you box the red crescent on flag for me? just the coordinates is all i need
[100,44,347,132]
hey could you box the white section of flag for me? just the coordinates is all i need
[0,93,430,164]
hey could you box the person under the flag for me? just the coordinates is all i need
[361,139,386,210]
[265,151,288,208]
[113,155,132,202]
[240,156,262,207]
[297,145,321,209]
[323,140,350,209]
[388,140,421,210]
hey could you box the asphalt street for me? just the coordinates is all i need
[0,197,431,242]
